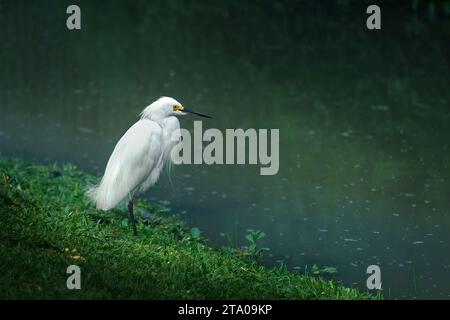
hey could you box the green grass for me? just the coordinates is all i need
[0,158,375,299]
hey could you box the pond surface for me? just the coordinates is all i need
[1,1,449,299]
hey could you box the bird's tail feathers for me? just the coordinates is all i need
[86,167,124,211]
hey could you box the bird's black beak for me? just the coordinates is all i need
[183,108,212,119]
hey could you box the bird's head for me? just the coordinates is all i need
[140,96,211,120]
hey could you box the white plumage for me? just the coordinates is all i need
[86,96,210,235]
[87,96,179,209]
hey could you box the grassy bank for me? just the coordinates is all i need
[0,158,373,299]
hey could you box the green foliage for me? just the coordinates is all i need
[244,230,269,261]
[0,158,375,300]
[190,227,203,240]
[310,264,338,276]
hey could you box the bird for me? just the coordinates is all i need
[86,96,211,235]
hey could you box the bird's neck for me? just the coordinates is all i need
[141,110,166,125]
[150,115,168,127]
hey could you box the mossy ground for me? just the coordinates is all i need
[0,158,374,299]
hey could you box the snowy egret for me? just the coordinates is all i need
[87,96,211,235]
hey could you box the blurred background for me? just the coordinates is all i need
[0,0,449,299]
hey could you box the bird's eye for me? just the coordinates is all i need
[173,105,183,111]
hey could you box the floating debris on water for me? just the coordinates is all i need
[158,200,171,206]
[78,127,94,133]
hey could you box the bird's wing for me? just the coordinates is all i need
[87,119,163,210]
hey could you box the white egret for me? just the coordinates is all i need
[87,96,211,235]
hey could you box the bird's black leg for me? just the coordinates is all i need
[128,200,138,236]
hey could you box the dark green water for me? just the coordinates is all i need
[1,1,449,299]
